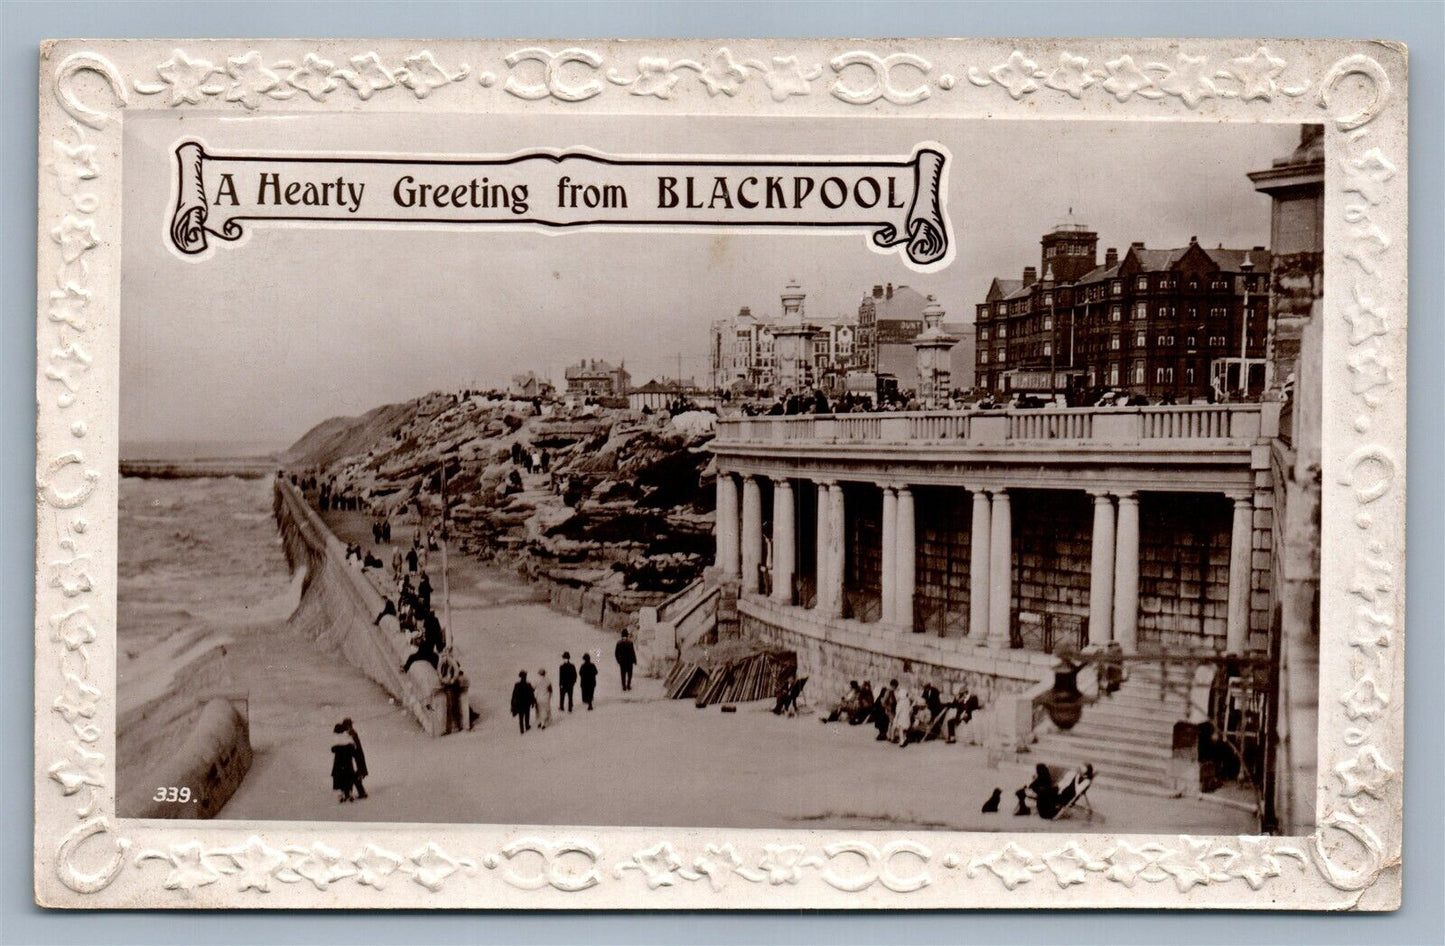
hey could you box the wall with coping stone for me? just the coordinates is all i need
[274,480,453,736]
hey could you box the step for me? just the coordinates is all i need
[1063,722,1174,749]
[1098,691,1194,713]
[1034,735,1175,767]
[1029,743,1174,782]
[1082,701,1189,728]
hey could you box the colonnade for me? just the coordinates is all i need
[713,472,1258,654]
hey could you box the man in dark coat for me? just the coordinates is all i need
[558,652,577,712]
[579,653,598,710]
[873,679,898,741]
[510,670,535,734]
[341,717,368,799]
[614,631,637,692]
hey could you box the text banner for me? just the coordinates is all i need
[170,142,952,269]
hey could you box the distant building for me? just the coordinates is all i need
[628,377,701,411]
[564,359,631,398]
[708,293,857,395]
[856,283,973,394]
[976,220,1271,401]
[508,371,554,399]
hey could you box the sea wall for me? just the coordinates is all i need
[273,479,454,736]
[117,630,254,819]
[539,570,670,670]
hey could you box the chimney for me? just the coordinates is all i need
[1130,241,1145,250]
[1253,245,1265,252]
[886,283,894,299]
[873,285,884,298]
[1104,247,1118,268]
[1022,266,1037,287]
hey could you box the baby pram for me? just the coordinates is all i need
[771,676,809,717]
[1046,764,1098,821]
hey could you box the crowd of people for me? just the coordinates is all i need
[818,677,981,747]
[507,632,637,735]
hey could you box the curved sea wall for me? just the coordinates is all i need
[117,630,253,819]
[273,479,455,736]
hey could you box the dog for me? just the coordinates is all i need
[981,787,1002,814]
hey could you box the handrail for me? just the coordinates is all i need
[715,403,1275,447]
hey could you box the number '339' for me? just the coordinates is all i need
[152,786,193,803]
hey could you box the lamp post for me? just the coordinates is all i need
[1238,254,1254,398]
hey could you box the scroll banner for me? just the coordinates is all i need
[170,141,952,269]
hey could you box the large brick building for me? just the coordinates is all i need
[976,223,1271,401]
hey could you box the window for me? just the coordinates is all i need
[1210,307,1227,319]
[1137,276,1149,290]
[996,347,1006,362]
[1110,335,1122,351]
[980,328,990,341]
[1045,245,1057,258]
[1159,306,1176,319]
[1108,365,1120,386]
[1110,304,1122,322]
[1160,276,1177,289]
[1043,316,1053,330]
[1155,367,1175,384]
[997,304,1006,316]
[1157,335,1174,346]
[1212,278,1229,290]
[1135,331,1147,347]
[1132,362,1146,384]
[1186,367,1196,384]
[1134,302,1148,320]
[979,350,989,364]
[1043,293,1053,307]
[1111,280,1123,295]
[1189,277,1199,289]
[1043,342,1052,357]
[998,325,1007,338]
[1187,335,1196,347]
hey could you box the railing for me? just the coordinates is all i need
[715,402,1277,448]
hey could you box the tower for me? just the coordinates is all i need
[770,279,819,395]
[912,295,958,407]
[1038,212,1099,284]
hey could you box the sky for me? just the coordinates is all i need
[120,112,1299,451]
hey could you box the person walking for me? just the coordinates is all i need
[330,723,358,803]
[579,653,598,710]
[510,670,535,734]
[341,717,368,800]
[558,652,577,712]
[535,669,554,730]
[614,631,637,692]
[873,679,898,742]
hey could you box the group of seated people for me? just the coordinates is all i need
[374,565,446,676]
[820,678,981,747]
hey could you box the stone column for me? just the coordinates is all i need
[968,487,991,640]
[715,472,739,577]
[987,489,1013,647]
[1112,491,1140,652]
[824,483,846,618]
[896,485,916,631]
[740,475,762,595]
[1226,493,1255,653]
[772,478,795,604]
[814,479,833,613]
[880,485,898,624]
[1087,491,1116,646]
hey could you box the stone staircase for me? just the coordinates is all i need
[1030,660,1205,796]
[715,581,740,641]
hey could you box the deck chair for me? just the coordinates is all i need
[1048,765,1097,822]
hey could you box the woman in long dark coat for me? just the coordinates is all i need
[330,724,357,803]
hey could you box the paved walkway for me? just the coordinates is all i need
[220,507,1256,834]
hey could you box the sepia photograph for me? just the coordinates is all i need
[116,112,1321,836]
[33,35,1408,912]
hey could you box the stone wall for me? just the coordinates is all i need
[274,480,456,736]
[121,696,252,819]
[739,598,1052,714]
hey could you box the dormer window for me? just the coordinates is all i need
[1043,293,1053,306]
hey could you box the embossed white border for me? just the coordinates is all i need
[34,39,1407,910]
